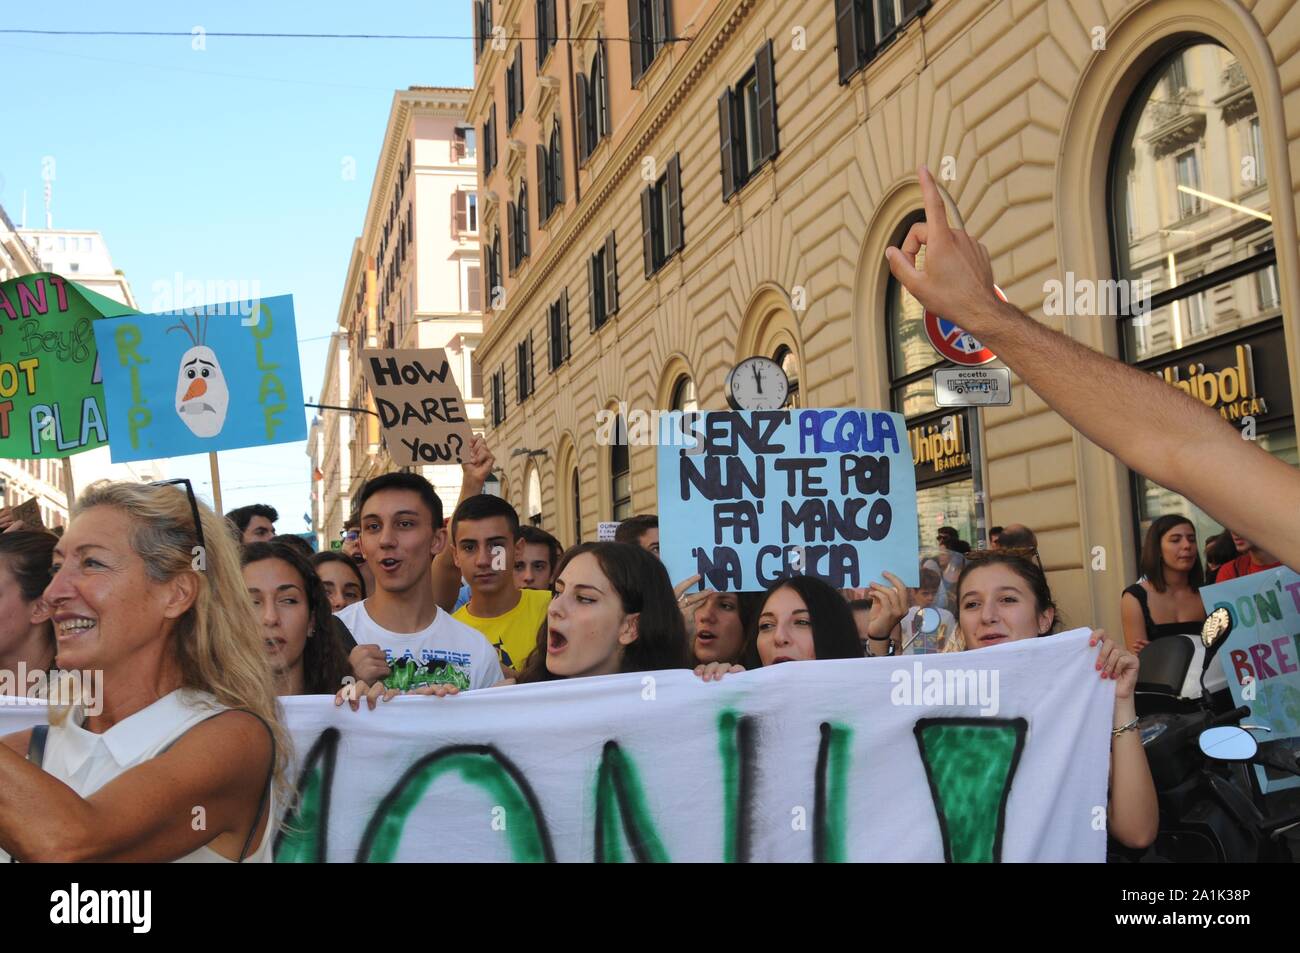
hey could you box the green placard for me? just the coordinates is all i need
[0,273,138,459]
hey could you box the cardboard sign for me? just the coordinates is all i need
[657,409,919,592]
[0,273,138,459]
[1202,568,1300,793]
[361,349,473,466]
[93,296,306,462]
[597,521,620,542]
[5,497,45,530]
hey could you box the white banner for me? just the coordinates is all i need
[0,630,1113,862]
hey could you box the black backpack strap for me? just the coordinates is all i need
[26,724,48,768]
[8,725,50,863]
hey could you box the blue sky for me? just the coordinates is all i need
[0,1,473,534]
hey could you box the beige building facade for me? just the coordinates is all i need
[315,87,483,546]
[472,0,1300,637]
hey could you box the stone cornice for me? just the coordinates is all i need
[481,0,759,354]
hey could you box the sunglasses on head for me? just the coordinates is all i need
[148,478,206,554]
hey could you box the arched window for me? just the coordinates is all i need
[1109,41,1292,543]
[885,216,976,552]
[610,413,631,521]
[773,345,800,409]
[669,375,697,413]
[526,467,543,527]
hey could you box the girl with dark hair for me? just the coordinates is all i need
[695,575,865,681]
[311,550,367,612]
[954,551,1157,849]
[517,542,691,683]
[678,589,764,668]
[1120,515,1206,654]
[0,531,57,692]
[243,541,352,696]
[1203,532,1237,580]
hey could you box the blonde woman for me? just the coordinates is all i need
[0,480,289,862]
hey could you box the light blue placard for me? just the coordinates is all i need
[92,296,306,462]
[655,409,919,592]
[1201,568,1300,793]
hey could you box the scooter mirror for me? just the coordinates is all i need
[913,607,942,636]
[1198,725,1258,761]
[1201,607,1232,649]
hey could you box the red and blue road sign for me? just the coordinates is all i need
[922,285,1007,367]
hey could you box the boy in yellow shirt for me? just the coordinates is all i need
[450,494,551,673]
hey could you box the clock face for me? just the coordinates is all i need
[726,356,789,411]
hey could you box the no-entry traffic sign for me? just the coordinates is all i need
[922,285,1007,366]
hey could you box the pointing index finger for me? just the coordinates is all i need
[919,165,950,232]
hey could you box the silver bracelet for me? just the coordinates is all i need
[1111,716,1139,738]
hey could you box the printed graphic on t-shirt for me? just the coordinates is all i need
[491,640,515,670]
[382,647,472,691]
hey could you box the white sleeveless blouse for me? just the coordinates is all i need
[13,688,275,863]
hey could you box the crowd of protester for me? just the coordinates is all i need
[0,440,1173,859]
[9,163,1300,861]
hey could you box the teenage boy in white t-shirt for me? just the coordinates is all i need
[339,471,503,704]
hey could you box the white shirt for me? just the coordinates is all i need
[2,688,275,863]
[337,599,502,691]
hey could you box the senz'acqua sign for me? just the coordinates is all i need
[657,409,919,591]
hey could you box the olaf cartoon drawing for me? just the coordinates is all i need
[170,313,229,438]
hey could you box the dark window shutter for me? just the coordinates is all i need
[835,0,862,84]
[512,184,522,258]
[507,201,517,272]
[604,231,618,313]
[666,154,682,256]
[514,46,524,116]
[588,254,599,330]
[536,0,545,68]
[537,144,549,216]
[628,0,644,84]
[453,191,465,236]
[640,187,654,277]
[655,0,673,53]
[575,73,588,162]
[718,89,736,200]
[599,38,612,136]
[560,288,570,359]
[756,40,777,163]
[549,304,558,370]
[553,128,564,204]
[549,0,558,55]
[473,2,482,62]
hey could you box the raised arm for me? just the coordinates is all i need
[432,434,496,610]
[886,165,1300,572]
